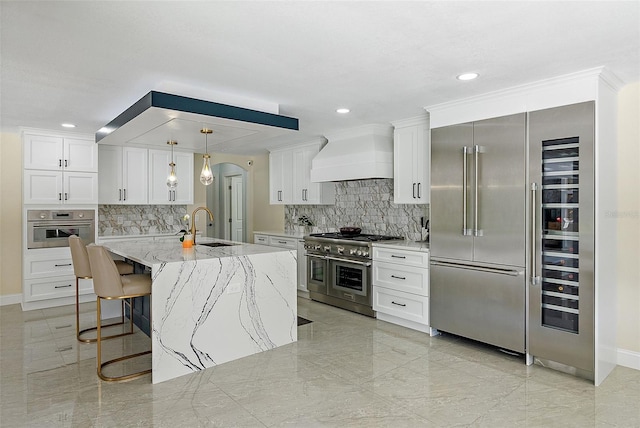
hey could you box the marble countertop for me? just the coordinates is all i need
[98,233,184,241]
[372,240,430,252]
[253,230,307,239]
[102,237,293,267]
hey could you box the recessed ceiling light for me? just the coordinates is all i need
[336,108,350,114]
[61,123,76,128]
[457,73,479,81]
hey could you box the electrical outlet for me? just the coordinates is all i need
[117,216,124,225]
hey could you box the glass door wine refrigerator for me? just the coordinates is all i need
[528,101,595,380]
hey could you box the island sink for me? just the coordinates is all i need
[197,242,237,247]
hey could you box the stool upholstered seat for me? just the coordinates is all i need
[87,244,152,382]
[68,235,134,343]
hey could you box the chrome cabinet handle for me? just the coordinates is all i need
[531,182,541,286]
[64,193,68,201]
[473,145,482,236]
[64,159,68,168]
[390,254,406,259]
[417,182,421,199]
[123,189,127,201]
[58,193,62,201]
[431,260,521,277]
[391,275,406,280]
[54,284,72,289]
[391,301,406,307]
[54,263,72,267]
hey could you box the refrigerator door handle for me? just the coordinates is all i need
[530,182,541,286]
[462,147,472,236]
[473,145,484,237]
[431,260,522,277]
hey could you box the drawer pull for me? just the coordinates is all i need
[277,240,288,244]
[54,263,72,267]
[54,284,72,289]
[391,255,406,259]
[391,275,406,280]
[391,301,407,307]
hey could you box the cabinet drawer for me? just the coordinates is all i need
[268,236,297,249]
[25,256,74,279]
[373,261,429,296]
[373,286,429,325]
[254,234,269,245]
[24,276,93,302]
[373,247,428,268]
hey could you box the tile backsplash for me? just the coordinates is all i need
[285,179,429,241]
[99,205,188,236]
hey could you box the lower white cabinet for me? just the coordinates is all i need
[373,245,430,333]
[254,233,307,293]
[22,247,94,309]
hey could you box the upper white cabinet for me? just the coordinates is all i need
[392,115,430,204]
[148,150,194,204]
[269,140,335,205]
[23,131,98,204]
[98,146,148,204]
[24,133,97,172]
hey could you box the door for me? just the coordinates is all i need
[528,101,595,374]
[229,175,243,242]
[430,123,474,261]
[472,113,526,267]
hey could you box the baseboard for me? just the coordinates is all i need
[0,293,22,306]
[618,348,640,371]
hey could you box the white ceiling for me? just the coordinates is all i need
[2,1,639,154]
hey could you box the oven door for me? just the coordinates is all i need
[306,253,328,294]
[28,221,95,249]
[327,257,371,306]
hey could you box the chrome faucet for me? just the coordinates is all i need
[190,207,214,245]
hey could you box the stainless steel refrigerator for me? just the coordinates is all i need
[430,113,527,353]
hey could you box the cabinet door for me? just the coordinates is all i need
[98,145,123,204]
[269,150,293,204]
[173,151,194,204]
[24,170,63,204]
[148,149,172,204]
[64,172,98,204]
[24,134,64,170]
[414,124,430,204]
[292,149,307,204]
[122,147,148,204]
[64,138,98,172]
[393,126,419,203]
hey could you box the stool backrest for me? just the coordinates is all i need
[87,245,125,298]
[69,235,91,278]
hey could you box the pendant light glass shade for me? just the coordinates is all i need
[166,141,178,189]
[200,128,214,186]
[200,154,213,185]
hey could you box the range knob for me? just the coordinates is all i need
[337,246,344,255]
[356,250,362,256]
[314,244,322,250]
[349,249,358,256]
[78,213,84,218]
[324,245,331,252]
[362,250,369,257]
[40,213,47,219]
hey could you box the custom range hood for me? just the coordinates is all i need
[96,91,299,154]
[310,124,393,182]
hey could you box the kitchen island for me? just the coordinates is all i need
[102,238,297,384]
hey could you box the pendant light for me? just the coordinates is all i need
[166,140,178,189]
[200,128,214,185]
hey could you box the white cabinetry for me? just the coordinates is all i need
[254,233,307,293]
[373,245,431,333]
[23,132,98,205]
[22,247,94,310]
[148,150,194,204]
[24,134,98,172]
[392,115,430,204]
[98,146,148,204]
[269,140,335,205]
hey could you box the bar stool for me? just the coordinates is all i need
[87,244,152,382]
[69,235,135,343]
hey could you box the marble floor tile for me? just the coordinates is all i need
[1,297,639,427]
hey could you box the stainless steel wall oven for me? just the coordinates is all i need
[27,209,95,249]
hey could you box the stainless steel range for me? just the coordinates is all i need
[304,232,403,317]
